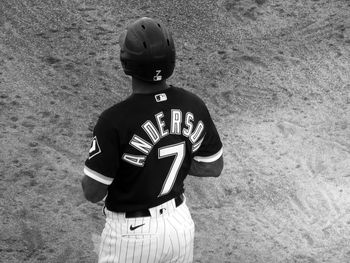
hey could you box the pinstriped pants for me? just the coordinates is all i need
[99,197,195,263]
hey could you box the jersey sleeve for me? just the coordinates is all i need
[193,107,223,163]
[84,116,120,185]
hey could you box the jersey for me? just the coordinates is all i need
[84,85,223,212]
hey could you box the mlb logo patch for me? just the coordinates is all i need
[155,93,167,102]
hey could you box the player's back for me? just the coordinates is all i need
[86,85,220,212]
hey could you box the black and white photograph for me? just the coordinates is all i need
[1,0,350,262]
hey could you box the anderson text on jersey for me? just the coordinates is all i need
[122,109,204,167]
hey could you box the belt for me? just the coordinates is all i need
[125,195,184,218]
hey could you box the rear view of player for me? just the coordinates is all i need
[81,17,223,263]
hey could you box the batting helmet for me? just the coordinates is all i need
[119,17,176,82]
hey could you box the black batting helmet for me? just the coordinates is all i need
[119,17,176,82]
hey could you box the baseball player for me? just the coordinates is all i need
[81,17,223,263]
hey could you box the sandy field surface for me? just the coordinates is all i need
[1,0,350,262]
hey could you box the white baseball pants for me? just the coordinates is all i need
[98,197,195,263]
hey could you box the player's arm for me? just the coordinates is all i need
[81,175,108,203]
[189,154,223,177]
[189,102,224,177]
[82,116,118,203]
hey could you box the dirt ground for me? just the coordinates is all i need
[1,0,350,262]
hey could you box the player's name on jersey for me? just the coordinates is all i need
[122,109,204,167]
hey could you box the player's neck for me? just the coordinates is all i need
[132,77,169,94]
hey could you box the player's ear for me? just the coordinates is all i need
[119,31,127,48]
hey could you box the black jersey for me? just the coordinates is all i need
[84,86,223,212]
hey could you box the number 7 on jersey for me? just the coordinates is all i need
[158,142,185,197]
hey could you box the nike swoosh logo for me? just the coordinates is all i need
[130,224,145,231]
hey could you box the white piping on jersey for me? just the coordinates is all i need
[84,165,113,185]
[193,147,223,163]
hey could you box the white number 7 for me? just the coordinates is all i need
[158,142,185,197]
